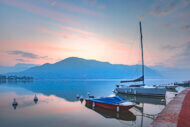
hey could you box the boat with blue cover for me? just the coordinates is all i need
[85,102,136,121]
[85,96,135,112]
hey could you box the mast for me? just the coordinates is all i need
[139,21,144,85]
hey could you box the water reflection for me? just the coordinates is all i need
[85,102,136,121]
[0,80,178,127]
[116,93,166,105]
[84,93,168,127]
[1,80,118,102]
[34,99,38,104]
[12,104,17,110]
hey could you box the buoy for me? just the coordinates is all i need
[12,98,18,106]
[79,96,84,103]
[34,94,38,101]
[76,94,80,99]
[116,85,120,88]
[12,104,17,110]
[161,99,165,102]
[80,96,83,100]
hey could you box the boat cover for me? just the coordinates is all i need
[87,96,126,105]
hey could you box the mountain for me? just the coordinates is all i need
[0,63,38,74]
[151,65,190,80]
[8,57,161,79]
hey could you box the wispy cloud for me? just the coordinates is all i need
[52,23,98,36]
[16,58,26,62]
[140,0,190,17]
[83,0,105,9]
[174,41,190,67]
[38,26,72,39]
[180,41,190,57]
[180,24,190,31]
[0,0,80,26]
[162,44,179,50]
[83,0,96,5]
[163,41,190,68]
[50,1,103,17]
[151,0,179,16]
[7,50,48,59]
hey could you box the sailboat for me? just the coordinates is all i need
[114,21,166,97]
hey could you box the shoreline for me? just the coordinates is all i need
[150,88,190,127]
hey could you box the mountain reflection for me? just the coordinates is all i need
[2,80,118,102]
[0,80,177,127]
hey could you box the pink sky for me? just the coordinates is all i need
[0,0,190,68]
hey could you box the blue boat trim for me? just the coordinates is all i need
[87,96,126,105]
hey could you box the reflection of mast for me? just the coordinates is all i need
[134,103,159,125]
[141,103,144,127]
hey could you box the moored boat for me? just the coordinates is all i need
[174,81,190,87]
[114,85,166,97]
[85,102,136,121]
[113,22,166,97]
[85,96,135,112]
[165,85,178,91]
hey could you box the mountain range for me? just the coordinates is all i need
[151,65,190,80]
[0,63,38,74]
[6,57,161,79]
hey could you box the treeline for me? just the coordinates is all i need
[0,75,33,82]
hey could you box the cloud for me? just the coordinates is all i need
[49,1,103,17]
[16,58,26,62]
[180,24,190,31]
[38,26,71,38]
[140,0,190,18]
[97,5,105,9]
[164,41,190,68]
[7,50,48,59]
[52,23,98,36]
[180,41,190,57]
[175,42,190,67]
[83,0,97,5]
[0,0,80,26]
[151,0,179,16]
[162,44,179,50]
[83,0,105,9]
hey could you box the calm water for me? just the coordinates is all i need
[0,79,177,127]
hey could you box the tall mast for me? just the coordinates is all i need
[139,21,144,84]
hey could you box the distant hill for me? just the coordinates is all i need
[0,63,38,74]
[8,57,161,79]
[151,65,190,80]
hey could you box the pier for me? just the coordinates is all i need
[150,88,190,127]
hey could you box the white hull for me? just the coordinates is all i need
[114,86,166,97]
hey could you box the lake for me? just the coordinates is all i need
[0,79,178,127]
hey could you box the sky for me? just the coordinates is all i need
[0,0,190,68]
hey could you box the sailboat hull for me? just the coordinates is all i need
[114,87,166,97]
